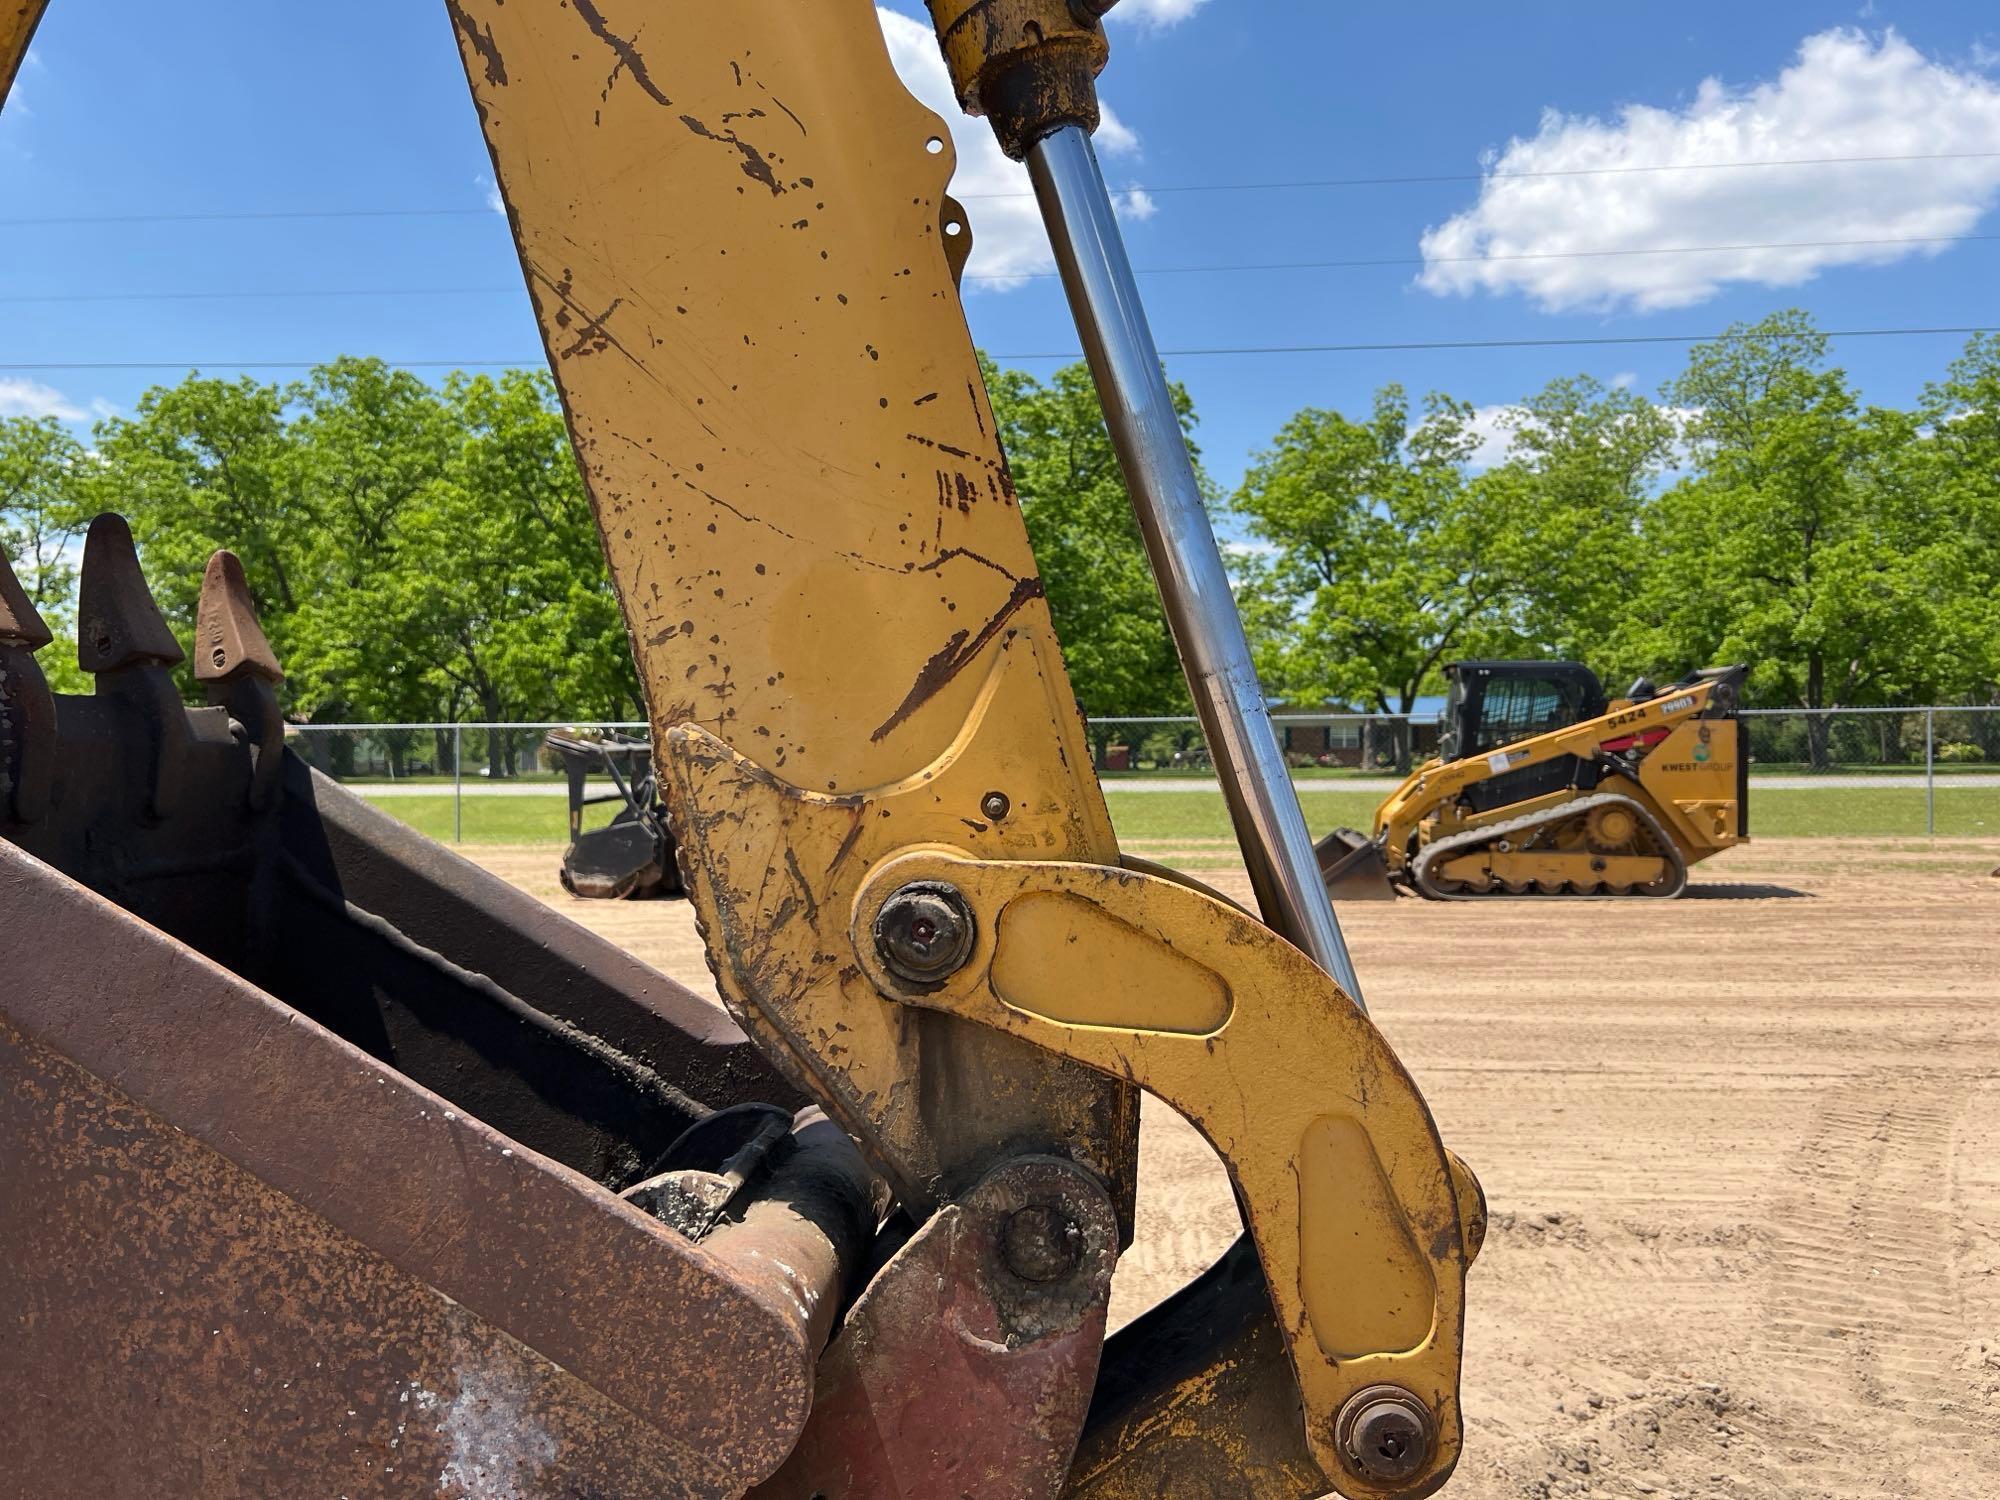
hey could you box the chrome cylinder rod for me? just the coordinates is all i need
[1024,123,1365,1009]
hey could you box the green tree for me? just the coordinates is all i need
[1915,333,2000,699]
[438,369,639,730]
[300,370,638,775]
[90,373,314,684]
[277,358,456,725]
[981,355,1198,753]
[1231,385,1496,767]
[1,415,93,693]
[1634,311,1981,764]
[1479,375,1677,676]
[86,361,640,763]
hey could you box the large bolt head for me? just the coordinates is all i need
[1336,1385,1434,1486]
[873,881,976,987]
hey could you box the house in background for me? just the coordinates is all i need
[1270,696,1446,768]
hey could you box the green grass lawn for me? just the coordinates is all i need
[1103,790,1386,842]
[339,771,568,787]
[362,783,1998,847]
[1742,762,1994,777]
[1752,786,1998,837]
[356,793,620,844]
[1105,788,1993,841]
[1097,765,1398,782]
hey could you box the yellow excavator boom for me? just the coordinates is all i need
[1,4,1481,1497]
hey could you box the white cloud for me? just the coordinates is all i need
[5,46,42,118]
[1461,405,1522,470]
[1116,186,1158,222]
[0,378,85,421]
[1419,29,2000,313]
[1439,399,1703,471]
[1109,0,1210,29]
[1221,538,1276,561]
[478,173,504,215]
[1096,102,1141,157]
[878,6,1156,290]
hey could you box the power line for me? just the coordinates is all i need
[963,231,2000,282]
[0,207,501,229]
[0,286,521,306]
[8,231,1995,306]
[6,149,1996,228]
[4,324,1991,375]
[956,149,2000,200]
[0,359,510,372]
[988,325,1999,361]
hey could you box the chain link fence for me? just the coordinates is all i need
[287,706,2000,845]
[1735,706,2000,838]
[286,721,645,845]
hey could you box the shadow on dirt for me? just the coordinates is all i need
[1684,883,1814,900]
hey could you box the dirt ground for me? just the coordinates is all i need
[466,836,2000,1500]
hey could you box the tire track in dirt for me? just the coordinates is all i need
[1745,1069,1998,1497]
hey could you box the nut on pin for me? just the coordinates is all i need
[873,880,976,987]
[1334,1384,1435,1487]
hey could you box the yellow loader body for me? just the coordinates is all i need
[1321,662,1748,900]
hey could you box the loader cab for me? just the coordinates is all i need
[1437,661,1608,765]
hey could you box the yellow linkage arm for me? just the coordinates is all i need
[849,849,1484,1498]
[667,693,1483,1497]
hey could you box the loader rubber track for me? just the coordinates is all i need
[1411,791,1688,901]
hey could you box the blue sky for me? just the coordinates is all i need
[4,1,1999,492]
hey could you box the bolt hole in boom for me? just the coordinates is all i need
[925,134,945,154]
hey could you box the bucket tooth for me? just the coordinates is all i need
[76,513,184,675]
[194,550,282,687]
[196,549,285,810]
[0,547,55,652]
[76,513,187,820]
[0,550,57,825]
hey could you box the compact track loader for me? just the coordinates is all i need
[1319,660,1749,900]
[2,4,1484,1498]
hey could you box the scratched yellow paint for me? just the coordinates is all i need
[666,653,1486,1488]
[5,3,1489,1492]
[663,638,1141,1220]
[446,0,1112,818]
[449,0,1139,1238]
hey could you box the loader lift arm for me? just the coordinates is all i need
[0,3,1482,1496]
